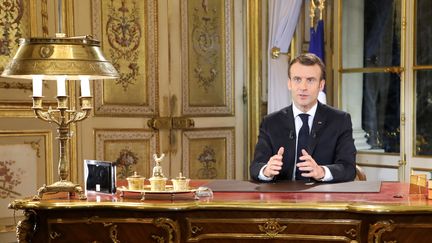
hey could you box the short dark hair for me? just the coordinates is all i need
[288,53,326,80]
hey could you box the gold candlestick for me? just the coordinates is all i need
[32,95,92,200]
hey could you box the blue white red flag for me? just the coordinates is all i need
[309,19,326,104]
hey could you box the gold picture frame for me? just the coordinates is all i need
[92,0,158,116]
[182,128,235,179]
[94,129,157,179]
[0,130,53,232]
[181,0,234,116]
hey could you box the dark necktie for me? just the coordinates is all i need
[296,113,310,180]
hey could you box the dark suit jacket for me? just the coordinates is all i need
[250,102,357,182]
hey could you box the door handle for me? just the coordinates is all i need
[147,117,195,130]
[172,117,195,129]
[147,117,172,130]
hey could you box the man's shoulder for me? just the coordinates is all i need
[263,106,292,121]
[319,103,350,117]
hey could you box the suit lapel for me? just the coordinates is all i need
[308,103,328,154]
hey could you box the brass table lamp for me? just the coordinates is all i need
[1,34,119,200]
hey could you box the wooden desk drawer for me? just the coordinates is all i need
[47,217,180,243]
[185,217,361,242]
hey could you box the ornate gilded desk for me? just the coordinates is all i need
[8,181,432,243]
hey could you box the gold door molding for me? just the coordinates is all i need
[92,0,158,116]
[182,128,235,179]
[181,0,234,116]
[94,129,157,179]
[0,0,50,117]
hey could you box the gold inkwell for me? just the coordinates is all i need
[126,171,145,190]
[148,153,168,191]
[172,172,190,191]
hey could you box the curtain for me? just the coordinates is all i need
[267,0,302,114]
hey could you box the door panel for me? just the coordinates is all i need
[180,0,234,116]
[92,0,158,117]
[80,0,245,182]
[161,0,241,180]
[182,128,235,179]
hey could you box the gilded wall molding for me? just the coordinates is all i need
[181,0,234,116]
[94,129,157,178]
[0,0,50,117]
[182,128,235,179]
[92,0,158,116]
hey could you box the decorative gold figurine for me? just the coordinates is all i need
[149,154,168,191]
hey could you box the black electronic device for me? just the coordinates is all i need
[84,160,116,193]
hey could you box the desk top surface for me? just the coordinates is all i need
[9,181,432,213]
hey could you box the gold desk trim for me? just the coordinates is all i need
[9,199,432,214]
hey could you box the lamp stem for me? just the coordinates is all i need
[57,122,69,181]
[57,96,70,181]
[56,95,69,181]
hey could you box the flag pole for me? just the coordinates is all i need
[310,0,316,28]
[318,0,326,20]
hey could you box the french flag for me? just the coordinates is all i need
[309,19,326,104]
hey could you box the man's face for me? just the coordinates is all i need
[288,62,325,112]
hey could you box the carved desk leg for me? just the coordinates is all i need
[16,210,36,243]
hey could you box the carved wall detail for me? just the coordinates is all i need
[92,0,158,116]
[191,2,219,93]
[0,0,42,117]
[182,129,235,179]
[95,129,157,179]
[106,0,142,91]
[181,0,233,115]
[0,159,24,199]
[0,82,31,92]
[0,0,24,58]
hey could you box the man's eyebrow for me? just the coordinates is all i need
[292,75,316,79]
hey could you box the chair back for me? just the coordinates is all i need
[355,165,367,181]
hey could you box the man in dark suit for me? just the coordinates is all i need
[250,53,356,183]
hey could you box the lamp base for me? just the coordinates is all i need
[33,180,87,200]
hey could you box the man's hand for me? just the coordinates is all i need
[296,149,325,180]
[263,147,284,178]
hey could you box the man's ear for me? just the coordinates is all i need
[320,79,326,91]
[287,79,292,91]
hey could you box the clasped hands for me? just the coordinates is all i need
[263,147,325,180]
